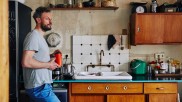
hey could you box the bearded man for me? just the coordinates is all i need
[21,7,60,102]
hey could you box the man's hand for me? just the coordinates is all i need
[48,58,59,70]
[50,49,61,58]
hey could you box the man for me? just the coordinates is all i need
[21,7,60,102]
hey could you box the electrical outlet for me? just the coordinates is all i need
[154,53,164,59]
[62,54,70,59]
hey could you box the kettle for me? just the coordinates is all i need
[62,64,75,80]
[130,59,147,74]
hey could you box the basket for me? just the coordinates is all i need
[101,0,116,7]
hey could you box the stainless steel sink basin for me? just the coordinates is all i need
[74,72,132,80]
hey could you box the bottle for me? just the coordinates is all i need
[67,0,73,8]
[150,0,158,13]
[55,51,62,67]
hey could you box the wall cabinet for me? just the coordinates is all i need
[164,15,182,43]
[69,82,177,102]
[130,13,182,45]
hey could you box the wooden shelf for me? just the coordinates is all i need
[155,73,182,77]
[49,7,119,10]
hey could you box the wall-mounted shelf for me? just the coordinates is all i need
[49,7,119,10]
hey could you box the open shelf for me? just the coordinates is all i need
[49,7,119,10]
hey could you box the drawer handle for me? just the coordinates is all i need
[105,86,109,90]
[87,86,92,90]
[156,87,164,90]
[123,86,127,90]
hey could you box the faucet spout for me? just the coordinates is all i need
[100,50,104,65]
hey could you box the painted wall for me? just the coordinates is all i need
[24,0,182,63]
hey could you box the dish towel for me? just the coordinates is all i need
[107,34,116,50]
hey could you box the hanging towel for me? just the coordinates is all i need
[107,34,116,50]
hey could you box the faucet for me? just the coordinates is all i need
[99,50,104,65]
[85,50,115,72]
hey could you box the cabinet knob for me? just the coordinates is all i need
[123,86,128,90]
[156,87,164,90]
[137,27,140,32]
[87,86,92,90]
[105,86,110,90]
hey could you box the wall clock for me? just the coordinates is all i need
[130,2,147,13]
[46,32,61,47]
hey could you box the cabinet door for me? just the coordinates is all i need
[148,94,177,102]
[164,15,182,43]
[70,95,105,102]
[107,95,145,102]
[131,14,164,45]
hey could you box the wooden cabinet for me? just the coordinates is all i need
[164,14,182,43]
[70,83,144,102]
[70,95,105,102]
[130,13,182,45]
[69,82,178,102]
[107,95,145,102]
[71,83,143,94]
[131,13,164,45]
[144,83,178,102]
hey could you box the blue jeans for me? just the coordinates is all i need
[26,84,60,102]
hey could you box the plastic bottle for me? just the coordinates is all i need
[55,52,62,67]
[150,0,158,13]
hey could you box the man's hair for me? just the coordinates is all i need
[33,6,51,23]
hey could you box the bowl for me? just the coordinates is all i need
[82,1,95,7]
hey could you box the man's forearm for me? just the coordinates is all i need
[22,58,50,69]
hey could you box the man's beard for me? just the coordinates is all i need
[41,23,52,32]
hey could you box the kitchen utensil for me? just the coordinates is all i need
[62,64,75,80]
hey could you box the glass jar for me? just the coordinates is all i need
[94,0,101,7]
[77,0,83,8]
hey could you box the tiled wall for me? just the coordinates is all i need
[72,35,129,72]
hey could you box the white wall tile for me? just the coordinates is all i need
[72,44,81,54]
[73,36,82,44]
[73,54,81,64]
[91,36,101,44]
[100,35,108,44]
[102,52,111,64]
[110,53,120,64]
[72,35,129,72]
[81,55,92,64]
[81,44,92,55]
[91,45,101,55]
[81,36,91,44]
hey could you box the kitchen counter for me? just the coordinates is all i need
[53,75,182,83]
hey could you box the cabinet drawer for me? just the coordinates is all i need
[144,83,177,93]
[71,83,143,94]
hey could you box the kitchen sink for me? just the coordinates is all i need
[74,72,132,80]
